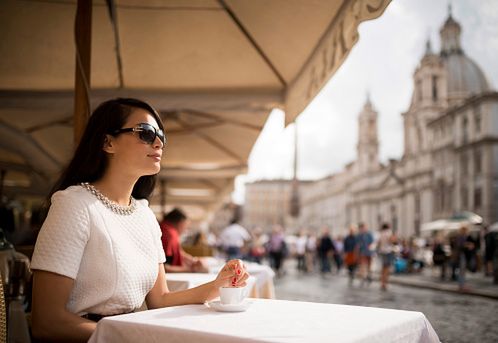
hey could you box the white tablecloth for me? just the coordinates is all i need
[89,299,440,343]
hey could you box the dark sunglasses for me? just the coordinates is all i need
[112,123,166,145]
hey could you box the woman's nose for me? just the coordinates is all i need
[153,135,164,149]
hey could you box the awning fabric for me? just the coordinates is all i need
[0,0,391,220]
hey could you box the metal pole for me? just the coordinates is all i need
[73,0,92,148]
[290,122,300,218]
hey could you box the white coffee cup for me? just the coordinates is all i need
[219,286,245,305]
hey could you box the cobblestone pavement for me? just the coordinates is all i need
[273,270,498,343]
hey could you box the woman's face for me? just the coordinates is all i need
[107,108,164,178]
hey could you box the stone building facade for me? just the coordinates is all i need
[243,180,310,230]
[244,11,498,238]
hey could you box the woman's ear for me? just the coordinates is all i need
[103,135,115,154]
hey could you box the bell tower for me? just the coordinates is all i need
[357,93,379,174]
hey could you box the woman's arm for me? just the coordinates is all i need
[31,270,96,343]
[146,261,248,309]
[163,262,193,273]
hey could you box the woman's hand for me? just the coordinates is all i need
[214,259,249,290]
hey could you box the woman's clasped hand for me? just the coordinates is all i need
[215,259,250,289]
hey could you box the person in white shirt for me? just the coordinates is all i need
[377,223,397,291]
[295,230,307,272]
[30,98,249,342]
[219,218,251,260]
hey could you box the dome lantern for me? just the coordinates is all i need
[440,4,462,56]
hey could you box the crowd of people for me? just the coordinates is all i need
[188,219,498,292]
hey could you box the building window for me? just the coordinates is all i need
[414,193,421,236]
[474,187,482,210]
[462,117,468,144]
[461,187,468,209]
[447,185,453,211]
[474,149,482,175]
[391,204,397,233]
[432,75,438,101]
[461,154,468,177]
[441,184,446,212]
[474,106,481,133]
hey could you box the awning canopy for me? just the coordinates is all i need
[0,0,391,220]
[421,212,483,235]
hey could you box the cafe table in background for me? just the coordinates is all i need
[89,298,440,343]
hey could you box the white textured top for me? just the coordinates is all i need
[31,185,166,315]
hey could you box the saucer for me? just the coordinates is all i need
[207,300,251,312]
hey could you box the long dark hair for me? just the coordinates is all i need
[49,98,164,203]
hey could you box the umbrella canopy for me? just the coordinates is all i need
[0,0,391,220]
[448,211,483,225]
[490,222,498,232]
[421,212,483,235]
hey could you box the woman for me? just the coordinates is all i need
[30,98,249,342]
[343,225,359,284]
[377,223,397,291]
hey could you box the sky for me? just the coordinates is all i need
[232,0,498,204]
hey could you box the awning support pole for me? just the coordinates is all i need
[73,0,92,148]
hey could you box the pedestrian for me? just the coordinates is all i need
[29,98,249,342]
[267,225,287,277]
[357,222,374,284]
[219,216,251,260]
[486,223,498,284]
[305,233,317,273]
[377,223,397,291]
[463,229,478,274]
[159,208,208,273]
[343,225,359,284]
[333,235,344,273]
[454,226,474,291]
[295,230,307,272]
[317,227,334,275]
[483,225,494,277]
[248,227,266,264]
[432,233,448,280]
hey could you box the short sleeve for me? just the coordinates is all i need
[154,221,166,263]
[241,226,251,240]
[137,199,166,264]
[31,189,90,279]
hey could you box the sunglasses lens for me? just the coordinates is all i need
[139,126,157,144]
[157,130,165,144]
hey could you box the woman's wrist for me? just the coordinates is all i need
[205,280,219,301]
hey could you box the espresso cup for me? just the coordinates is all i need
[219,286,245,305]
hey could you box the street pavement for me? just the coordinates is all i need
[271,262,498,343]
[388,266,498,300]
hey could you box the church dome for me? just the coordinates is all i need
[443,53,490,98]
[439,9,491,99]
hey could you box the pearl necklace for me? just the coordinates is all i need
[81,182,137,215]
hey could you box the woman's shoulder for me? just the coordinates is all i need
[51,184,93,205]
[135,198,149,208]
[134,198,158,220]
